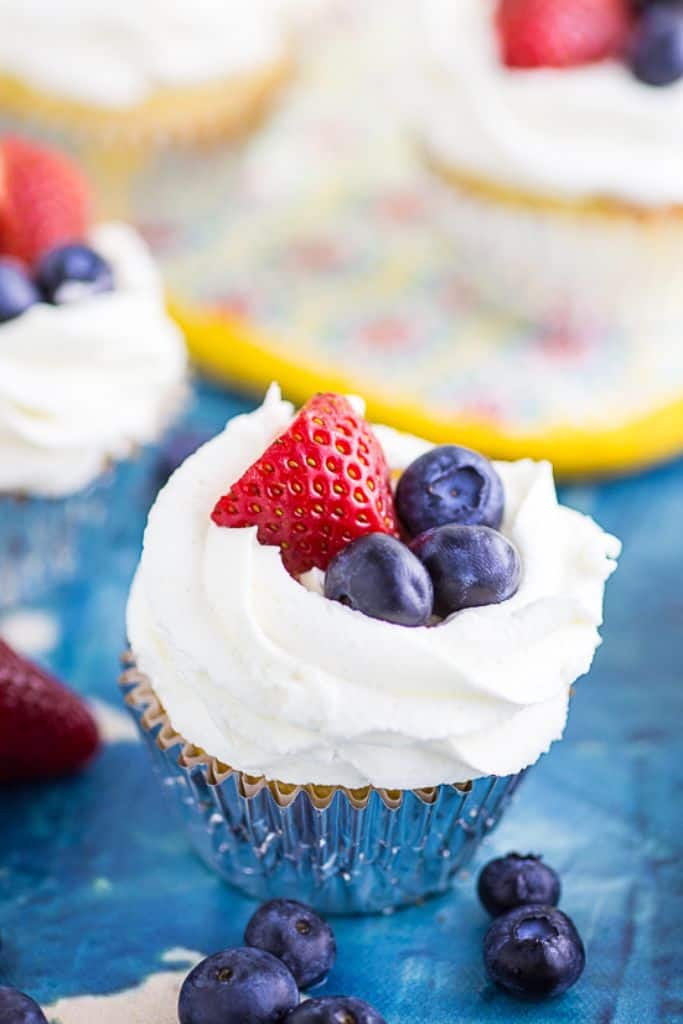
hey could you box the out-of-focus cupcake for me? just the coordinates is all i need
[418,0,683,332]
[0,136,187,607]
[0,1,294,148]
[123,384,619,913]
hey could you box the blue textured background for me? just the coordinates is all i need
[1,380,681,1023]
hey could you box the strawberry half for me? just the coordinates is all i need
[212,393,399,576]
[0,640,100,784]
[0,136,90,266]
[497,0,631,68]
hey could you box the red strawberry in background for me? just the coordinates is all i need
[212,393,399,576]
[497,0,632,68]
[0,136,90,266]
[0,640,100,783]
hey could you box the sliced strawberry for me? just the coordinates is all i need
[0,136,90,266]
[497,0,631,68]
[212,393,399,576]
[0,640,99,784]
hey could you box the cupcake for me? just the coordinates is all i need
[0,136,187,607]
[0,1,293,148]
[418,0,683,331]
[123,384,619,914]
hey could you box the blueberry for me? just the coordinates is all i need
[284,996,386,1024]
[36,244,114,304]
[155,431,211,490]
[484,904,585,1000]
[631,0,683,12]
[478,854,561,917]
[0,259,40,322]
[630,2,683,85]
[324,533,433,626]
[245,899,336,990]
[410,524,520,618]
[395,445,504,538]
[0,986,47,1024]
[178,948,298,1024]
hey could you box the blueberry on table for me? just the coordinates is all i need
[484,904,585,1000]
[395,445,504,537]
[178,948,298,1024]
[478,853,561,917]
[36,243,114,304]
[630,2,683,84]
[0,259,40,322]
[285,996,387,1023]
[0,986,47,1024]
[410,524,520,618]
[245,899,337,990]
[324,533,433,626]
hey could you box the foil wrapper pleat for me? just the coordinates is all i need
[121,661,526,914]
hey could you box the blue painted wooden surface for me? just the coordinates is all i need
[0,379,681,1023]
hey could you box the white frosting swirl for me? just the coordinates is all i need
[0,222,187,497]
[419,0,683,207]
[127,386,619,790]
[0,0,288,107]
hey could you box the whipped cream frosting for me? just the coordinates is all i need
[0,1,289,108]
[419,0,683,207]
[127,385,620,790]
[0,222,187,497]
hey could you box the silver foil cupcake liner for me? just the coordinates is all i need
[0,474,115,609]
[120,658,526,914]
[0,419,187,610]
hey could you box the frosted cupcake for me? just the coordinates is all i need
[0,1,293,147]
[0,136,187,606]
[419,0,683,331]
[123,384,619,913]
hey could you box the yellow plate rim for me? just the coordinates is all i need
[172,301,683,479]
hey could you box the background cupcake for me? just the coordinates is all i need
[0,0,294,149]
[124,384,619,913]
[418,0,683,333]
[0,136,187,607]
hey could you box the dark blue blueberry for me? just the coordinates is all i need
[395,445,504,538]
[245,899,336,990]
[0,986,47,1024]
[478,854,561,917]
[178,947,298,1024]
[630,2,683,85]
[484,904,585,1000]
[0,259,40,322]
[36,244,114,304]
[410,524,520,618]
[324,533,433,626]
[155,431,212,490]
[285,996,387,1024]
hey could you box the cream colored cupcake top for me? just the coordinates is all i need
[0,223,187,497]
[128,386,620,791]
[419,0,683,207]
[0,0,290,108]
